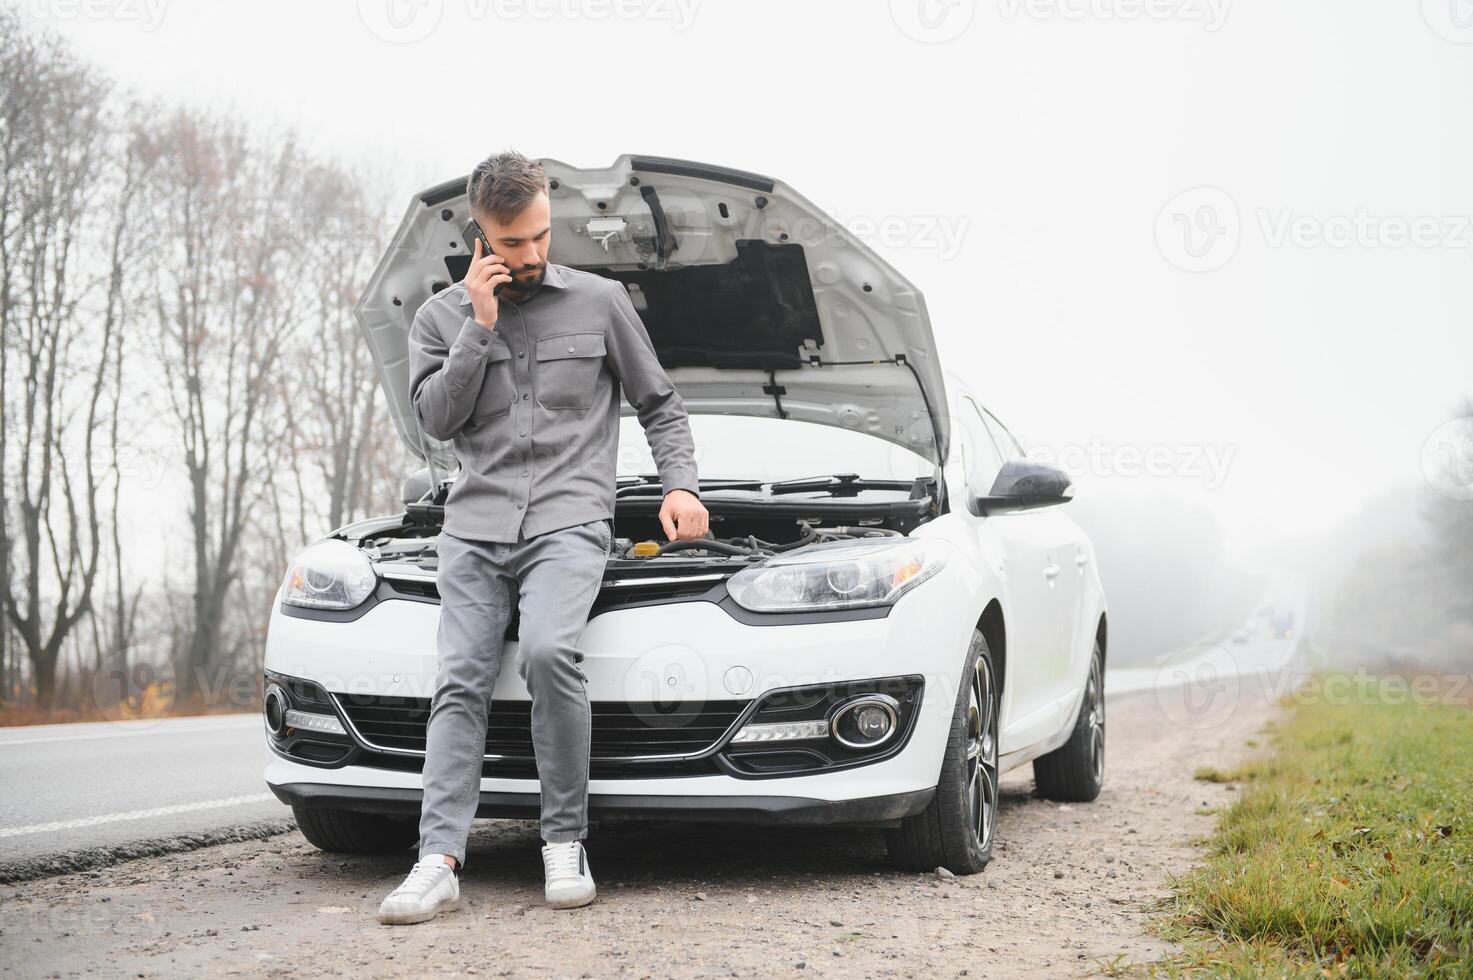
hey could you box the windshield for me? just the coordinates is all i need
[617,415,933,484]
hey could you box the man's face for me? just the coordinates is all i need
[475,190,552,302]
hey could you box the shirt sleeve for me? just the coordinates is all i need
[602,281,701,499]
[407,302,496,442]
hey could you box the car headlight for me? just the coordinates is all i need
[725,537,947,613]
[280,539,376,610]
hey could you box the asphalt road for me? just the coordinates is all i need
[0,714,284,875]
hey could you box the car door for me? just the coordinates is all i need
[978,400,1084,716]
[951,396,1057,741]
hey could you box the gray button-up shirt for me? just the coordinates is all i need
[407,261,700,543]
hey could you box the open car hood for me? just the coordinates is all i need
[353,155,950,477]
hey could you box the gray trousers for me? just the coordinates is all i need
[417,517,612,868]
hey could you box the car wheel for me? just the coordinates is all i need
[885,628,998,875]
[292,806,419,854]
[1032,639,1105,802]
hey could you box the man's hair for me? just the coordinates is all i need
[467,150,548,222]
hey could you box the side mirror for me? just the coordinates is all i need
[967,460,1073,516]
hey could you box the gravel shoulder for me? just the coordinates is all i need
[0,685,1276,979]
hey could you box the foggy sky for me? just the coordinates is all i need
[30,0,1473,557]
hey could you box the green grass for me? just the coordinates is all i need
[1159,693,1473,978]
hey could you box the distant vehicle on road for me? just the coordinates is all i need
[1268,607,1296,639]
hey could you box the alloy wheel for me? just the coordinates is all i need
[965,652,999,851]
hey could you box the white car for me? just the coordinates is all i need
[263,155,1107,874]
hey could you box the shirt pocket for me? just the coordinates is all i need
[534,331,607,412]
[470,338,516,421]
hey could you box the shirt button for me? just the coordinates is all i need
[522,393,529,400]
[567,345,575,353]
[516,502,524,510]
[521,470,529,478]
[519,431,527,437]
[479,337,487,345]
[518,352,525,359]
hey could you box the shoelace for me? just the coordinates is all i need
[543,843,582,879]
[391,860,447,896]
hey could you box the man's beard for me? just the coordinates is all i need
[500,263,547,301]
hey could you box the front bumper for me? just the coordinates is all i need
[270,780,935,827]
[264,568,979,817]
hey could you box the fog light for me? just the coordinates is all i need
[283,708,346,736]
[264,684,287,737]
[830,695,899,750]
[730,719,829,744]
[855,705,891,739]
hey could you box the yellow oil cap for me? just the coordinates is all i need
[631,540,661,557]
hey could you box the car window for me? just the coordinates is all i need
[957,396,1004,492]
[977,404,1025,460]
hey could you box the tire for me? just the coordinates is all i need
[292,806,419,854]
[1032,639,1105,803]
[885,628,999,875]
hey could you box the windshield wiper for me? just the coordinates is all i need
[767,473,919,496]
[616,475,766,496]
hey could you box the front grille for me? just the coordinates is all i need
[380,573,725,614]
[335,693,750,761]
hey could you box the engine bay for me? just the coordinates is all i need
[349,473,941,575]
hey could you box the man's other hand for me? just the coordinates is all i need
[659,489,709,542]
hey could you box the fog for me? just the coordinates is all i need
[25,0,1473,669]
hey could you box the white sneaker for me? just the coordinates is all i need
[378,856,461,925]
[541,840,596,909]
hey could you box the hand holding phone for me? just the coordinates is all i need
[461,219,512,328]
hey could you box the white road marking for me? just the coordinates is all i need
[0,793,276,838]
[0,715,261,747]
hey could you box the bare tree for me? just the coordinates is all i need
[257,162,401,572]
[140,112,310,705]
[0,12,130,709]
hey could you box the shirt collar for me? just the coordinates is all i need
[459,261,568,307]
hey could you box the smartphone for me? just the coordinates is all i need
[461,219,507,296]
